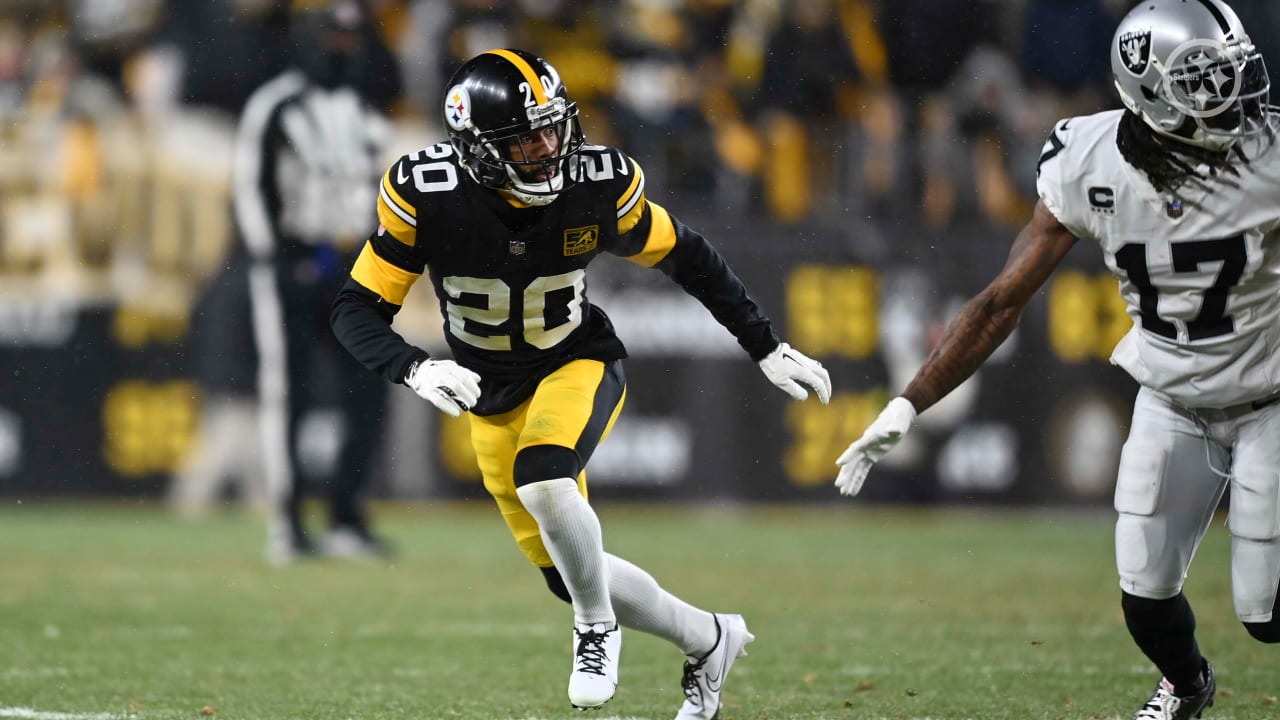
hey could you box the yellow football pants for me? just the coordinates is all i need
[468,359,625,567]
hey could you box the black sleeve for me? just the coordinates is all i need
[330,278,428,384]
[602,152,780,361]
[647,210,780,361]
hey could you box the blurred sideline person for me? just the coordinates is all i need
[835,2,1278,719]
[170,245,267,517]
[163,0,291,519]
[234,0,400,564]
[331,49,831,715]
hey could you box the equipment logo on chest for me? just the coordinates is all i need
[563,225,599,256]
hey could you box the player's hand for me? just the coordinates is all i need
[405,359,481,417]
[835,397,917,496]
[758,342,832,404]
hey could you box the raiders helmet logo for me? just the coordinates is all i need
[1119,30,1152,76]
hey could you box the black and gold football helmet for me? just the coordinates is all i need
[442,49,585,206]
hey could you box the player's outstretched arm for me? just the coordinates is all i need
[834,200,1078,497]
[611,190,832,404]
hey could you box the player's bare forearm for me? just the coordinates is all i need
[902,201,1078,412]
[902,286,1020,411]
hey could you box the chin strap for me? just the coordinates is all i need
[510,188,559,206]
[505,164,564,206]
[499,187,558,207]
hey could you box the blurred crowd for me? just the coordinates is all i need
[1,0,1280,296]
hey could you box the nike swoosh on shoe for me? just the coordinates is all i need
[704,645,729,691]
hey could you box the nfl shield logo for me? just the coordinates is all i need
[509,240,526,255]
[1166,199,1184,218]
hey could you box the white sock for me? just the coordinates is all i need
[516,477,614,624]
[606,553,717,657]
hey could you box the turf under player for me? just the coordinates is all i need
[835,2,1279,719]
[331,49,831,716]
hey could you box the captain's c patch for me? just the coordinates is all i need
[563,225,599,256]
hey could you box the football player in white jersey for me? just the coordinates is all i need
[834,1,1278,719]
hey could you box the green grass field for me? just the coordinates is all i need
[0,501,1274,720]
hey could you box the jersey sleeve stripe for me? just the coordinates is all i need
[380,170,417,222]
[485,49,548,105]
[615,161,644,214]
[379,181,416,228]
[618,191,646,235]
[377,196,417,246]
[621,200,676,267]
[350,241,420,305]
[377,185,418,246]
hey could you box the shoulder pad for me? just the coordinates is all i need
[1036,118,1072,179]
[1035,110,1124,239]
[377,142,465,246]
[1037,111,1123,184]
[573,146,646,232]
[574,145,633,186]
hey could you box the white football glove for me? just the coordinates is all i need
[758,342,832,404]
[405,359,482,417]
[834,396,917,496]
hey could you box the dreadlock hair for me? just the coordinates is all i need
[1116,111,1248,194]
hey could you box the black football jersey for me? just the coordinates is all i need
[332,142,779,415]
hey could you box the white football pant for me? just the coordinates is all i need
[1115,386,1280,622]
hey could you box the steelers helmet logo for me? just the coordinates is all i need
[1162,38,1243,119]
[444,85,471,132]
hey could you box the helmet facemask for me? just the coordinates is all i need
[451,96,585,206]
[1156,39,1270,150]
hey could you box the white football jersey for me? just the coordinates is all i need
[1037,109,1280,409]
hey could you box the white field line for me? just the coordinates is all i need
[0,709,133,720]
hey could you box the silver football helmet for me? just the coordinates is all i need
[1112,0,1269,151]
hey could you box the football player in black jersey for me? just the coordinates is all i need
[331,49,831,716]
